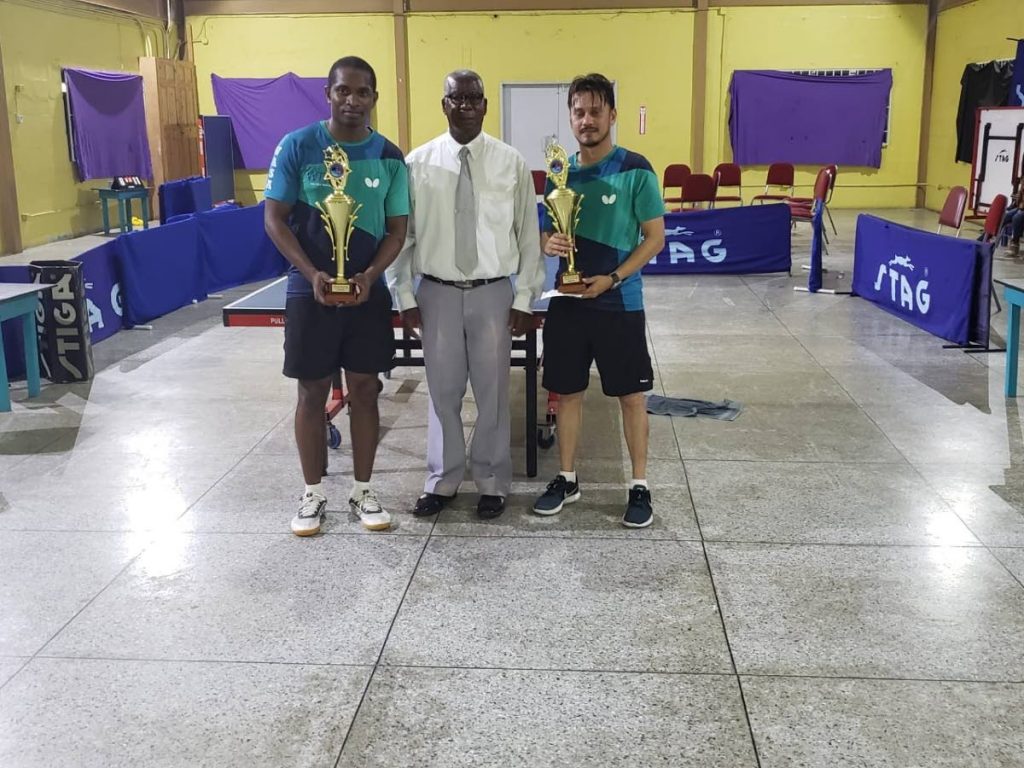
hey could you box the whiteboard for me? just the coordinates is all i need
[970,107,1024,211]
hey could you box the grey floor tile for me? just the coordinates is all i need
[433,458,698,540]
[707,542,1024,680]
[991,548,1024,585]
[775,297,926,339]
[657,366,853,406]
[862,403,1013,466]
[0,658,27,688]
[743,676,1024,768]
[649,334,823,373]
[0,425,71,456]
[647,306,790,337]
[828,362,997,412]
[43,533,425,664]
[0,531,149,656]
[799,333,990,369]
[0,657,370,768]
[913,462,1024,547]
[0,450,242,531]
[383,537,731,673]
[338,667,758,768]
[177,456,434,535]
[688,461,979,545]
[673,403,903,463]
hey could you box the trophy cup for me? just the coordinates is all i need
[542,140,586,294]
[316,145,362,305]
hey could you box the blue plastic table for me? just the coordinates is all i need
[997,278,1024,396]
[0,283,51,412]
[97,188,150,235]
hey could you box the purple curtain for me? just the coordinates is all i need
[728,70,892,168]
[64,68,153,182]
[211,73,327,170]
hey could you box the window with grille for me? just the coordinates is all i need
[790,69,892,147]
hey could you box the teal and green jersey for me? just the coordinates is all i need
[542,146,664,311]
[265,122,409,296]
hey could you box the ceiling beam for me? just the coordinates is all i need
[78,0,168,18]
[184,0,390,13]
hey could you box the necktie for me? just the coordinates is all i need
[454,146,478,276]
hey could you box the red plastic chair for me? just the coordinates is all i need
[788,168,831,224]
[751,163,795,204]
[983,194,1008,241]
[531,170,547,196]
[937,186,968,237]
[787,165,838,234]
[662,164,691,212]
[787,168,832,255]
[677,173,717,210]
[983,193,1009,313]
[712,162,743,207]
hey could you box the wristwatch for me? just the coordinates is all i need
[609,271,622,289]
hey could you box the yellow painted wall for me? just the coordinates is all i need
[406,10,694,185]
[925,0,1024,211]
[0,1,164,247]
[705,4,927,208]
[187,13,399,204]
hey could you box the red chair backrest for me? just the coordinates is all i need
[713,162,742,187]
[531,170,547,196]
[680,173,717,206]
[984,194,1008,240]
[765,162,795,187]
[825,164,838,201]
[938,186,968,229]
[812,167,832,203]
[663,164,691,189]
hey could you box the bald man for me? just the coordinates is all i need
[388,71,545,519]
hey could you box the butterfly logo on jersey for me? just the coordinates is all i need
[601,194,617,205]
[365,178,381,189]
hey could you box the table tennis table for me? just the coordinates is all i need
[223,276,550,477]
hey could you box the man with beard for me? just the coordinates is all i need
[265,56,409,536]
[532,73,666,529]
[388,70,544,520]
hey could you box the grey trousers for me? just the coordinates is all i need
[416,277,514,497]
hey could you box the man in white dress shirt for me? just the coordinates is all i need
[388,70,544,519]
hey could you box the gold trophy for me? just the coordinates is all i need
[543,140,586,294]
[316,145,362,305]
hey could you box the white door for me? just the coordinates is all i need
[501,82,617,173]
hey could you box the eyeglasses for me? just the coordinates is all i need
[445,93,484,107]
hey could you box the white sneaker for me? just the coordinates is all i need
[350,487,391,531]
[291,492,327,537]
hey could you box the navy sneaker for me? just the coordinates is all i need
[622,485,653,528]
[532,474,581,516]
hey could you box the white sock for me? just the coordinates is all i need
[630,478,648,489]
[305,482,324,498]
[351,480,371,498]
[560,470,577,483]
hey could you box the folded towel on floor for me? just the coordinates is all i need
[646,394,744,421]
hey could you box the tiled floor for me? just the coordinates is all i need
[2,209,1024,766]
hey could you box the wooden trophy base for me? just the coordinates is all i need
[324,281,359,305]
[557,274,587,295]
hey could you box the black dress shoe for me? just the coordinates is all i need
[476,495,506,519]
[413,492,453,517]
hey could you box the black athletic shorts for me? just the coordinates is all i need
[282,290,395,380]
[541,298,654,397]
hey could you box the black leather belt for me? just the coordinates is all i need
[423,274,507,289]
